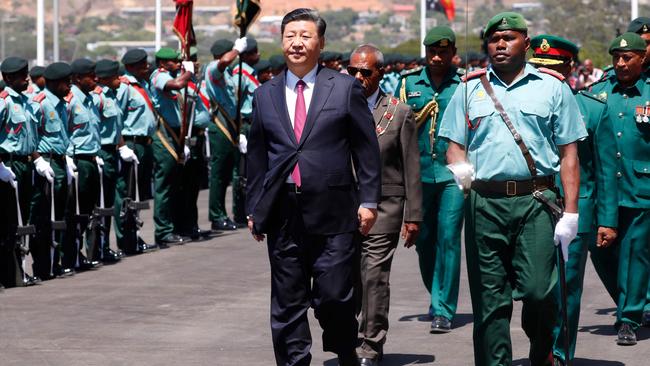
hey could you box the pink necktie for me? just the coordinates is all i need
[291,80,306,187]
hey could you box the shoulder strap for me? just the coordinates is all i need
[462,68,487,82]
[538,67,565,81]
[33,92,46,103]
[0,90,9,99]
[479,74,537,178]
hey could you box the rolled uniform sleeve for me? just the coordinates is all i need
[438,85,467,146]
[553,82,588,145]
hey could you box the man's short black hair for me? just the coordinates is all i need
[281,8,326,37]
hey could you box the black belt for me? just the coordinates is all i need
[101,144,117,152]
[0,153,31,163]
[123,135,152,145]
[46,153,66,161]
[74,154,96,162]
[285,183,302,194]
[471,176,555,197]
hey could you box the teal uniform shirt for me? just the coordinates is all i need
[0,86,38,155]
[190,79,211,129]
[590,74,650,209]
[120,72,156,137]
[31,88,70,155]
[23,84,41,99]
[380,71,399,95]
[204,60,237,118]
[230,62,259,119]
[93,84,125,146]
[439,64,588,180]
[67,84,101,155]
[150,68,182,128]
[396,66,463,183]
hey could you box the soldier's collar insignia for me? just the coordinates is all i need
[621,39,628,47]
[407,91,422,98]
[597,92,607,101]
[540,39,551,53]
[501,17,508,26]
[644,24,649,32]
[440,39,449,47]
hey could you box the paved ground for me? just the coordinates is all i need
[1,189,649,365]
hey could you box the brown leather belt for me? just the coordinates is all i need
[0,153,31,163]
[471,176,555,197]
[123,135,152,145]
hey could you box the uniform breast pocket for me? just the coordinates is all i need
[44,118,62,133]
[6,113,26,134]
[102,104,119,118]
[71,114,89,131]
[519,103,551,141]
[467,103,494,144]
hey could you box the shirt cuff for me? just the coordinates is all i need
[360,202,377,209]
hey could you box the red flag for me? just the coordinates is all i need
[428,0,455,22]
[173,0,196,59]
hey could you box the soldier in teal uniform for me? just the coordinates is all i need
[113,49,157,254]
[30,62,74,278]
[589,33,650,345]
[0,57,40,287]
[25,66,45,97]
[395,26,464,333]
[204,38,247,231]
[528,35,619,365]
[440,13,587,366]
[149,47,193,247]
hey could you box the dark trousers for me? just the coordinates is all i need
[207,130,238,222]
[267,190,358,366]
[175,134,206,233]
[63,159,99,267]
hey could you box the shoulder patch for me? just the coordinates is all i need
[461,68,487,82]
[0,90,8,99]
[538,67,565,81]
[32,92,46,103]
[400,66,423,77]
[577,90,606,104]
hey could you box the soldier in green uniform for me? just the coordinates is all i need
[149,47,193,247]
[254,60,273,84]
[204,38,248,231]
[589,33,650,345]
[395,26,464,333]
[0,57,40,287]
[30,62,74,277]
[114,48,157,254]
[440,13,587,365]
[528,35,619,365]
[92,59,138,262]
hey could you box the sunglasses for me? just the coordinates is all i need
[347,66,374,77]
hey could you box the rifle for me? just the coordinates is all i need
[9,154,37,285]
[48,172,66,277]
[88,161,116,262]
[119,161,151,254]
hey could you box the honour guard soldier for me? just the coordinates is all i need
[320,51,342,71]
[589,33,650,345]
[627,17,650,72]
[149,47,192,247]
[204,38,247,231]
[395,26,464,333]
[66,58,103,269]
[439,12,587,365]
[30,62,74,277]
[528,35,619,364]
[0,57,40,287]
[26,66,45,97]
[269,54,286,76]
[254,60,273,84]
[114,48,157,254]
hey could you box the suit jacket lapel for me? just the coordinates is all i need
[298,67,334,147]
[269,71,298,145]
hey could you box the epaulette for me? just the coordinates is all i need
[577,90,606,104]
[538,67,565,81]
[32,92,46,103]
[119,75,130,84]
[0,90,9,99]
[63,92,73,103]
[92,86,103,94]
[461,68,486,82]
[400,66,423,77]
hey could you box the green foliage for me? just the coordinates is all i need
[321,8,359,40]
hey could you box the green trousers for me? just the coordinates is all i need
[615,207,650,330]
[114,139,153,249]
[96,147,118,254]
[207,129,239,222]
[0,159,32,287]
[175,134,206,233]
[465,190,558,366]
[152,133,181,242]
[414,181,463,320]
[29,156,67,279]
[589,235,619,304]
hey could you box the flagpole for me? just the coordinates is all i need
[420,0,426,58]
[36,0,44,65]
[155,0,162,50]
[53,0,59,61]
[632,0,639,21]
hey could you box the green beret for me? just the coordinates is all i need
[122,49,148,65]
[30,66,45,78]
[210,39,233,57]
[609,32,646,54]
[95,59,120,78]
[627,17,650,34]
[44,62,72,81]
[254,60,271,73]
[1,57,28,74]
[243,38,258,53]
[529,34,578,66]
[485,12,527,36]
[155,47,180,61]
[71,58,96,75]
[269,54,285,69]
[423,26,456,46]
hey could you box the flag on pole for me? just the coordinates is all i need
[234,0,262,37]
[173,0,196,59]
[427,0,455,22]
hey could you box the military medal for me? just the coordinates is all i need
[376,97,399,137]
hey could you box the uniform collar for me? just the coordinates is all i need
[123,71,140,84]
[417,66,460,87]
[43,87,63,107]
[612,75,647,95]
[4,86,22,98]
[71,84,91,103]
[487,63,541,88]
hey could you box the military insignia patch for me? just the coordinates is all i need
[644,24,649,32]
[621,39,628,47]
[407,91,421,98]
[49,111,55,119]
[476,90,486,99]
[13,104,20,112]
[540,39,550,52]
[501,17,508,26]
[376,126,384,134]
[596,92,607,101]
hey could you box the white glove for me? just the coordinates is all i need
[233,37,248,53]
[182,61,195,75]
[118,145,139,163]
[554,212,579,262]
[95,156,105,167]
[184,145,191,163]
[34,157,55,183]
[0,162,16,186]
[65,156,76,185]
[238,134,248,154]
[447,162,475,191]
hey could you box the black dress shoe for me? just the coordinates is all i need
[77,258,102,271]
[643,311,650,327]
[102,249,122,263]
[211,218,237,231]
[359,357,377,366]
[55,267,75,277]
[430,316,452,334]
[337,350,360,366]
[181,227,214,241]
[617,323,637,345]
[23,275,41,286]
[157,234,188,246]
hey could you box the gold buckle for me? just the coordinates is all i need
[506,181,517,196]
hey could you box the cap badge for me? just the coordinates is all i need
[540,39,551,53]
[621,39,628,48]
[501,17,508,26]
[644,24,649,32]
[440,39,449,47]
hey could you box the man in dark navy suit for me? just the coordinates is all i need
[246,8,381,366]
